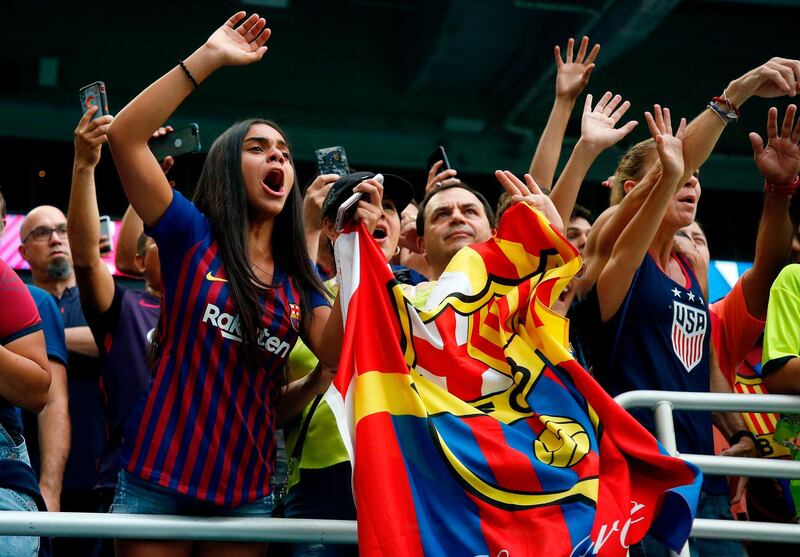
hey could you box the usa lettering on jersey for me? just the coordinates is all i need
[671,300,707,372]
[202,303,290,358]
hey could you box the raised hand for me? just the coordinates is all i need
[494,170,563,232]
[644,105,686,179]
[729,58,800,103]
[579,91,638,153]
[352,177,385,234]
[304,174,340,230]
[749,105,800,185]
[74,106,114,168]
[555,36,600,101]
[204,12,271,67]
[425,160,459,193]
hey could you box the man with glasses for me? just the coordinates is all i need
[19,205,106,557]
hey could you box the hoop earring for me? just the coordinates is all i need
[393,246,401,257]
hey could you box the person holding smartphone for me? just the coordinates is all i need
[106,12,380,557]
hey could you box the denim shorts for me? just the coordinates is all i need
[110,469,273,517]
[0,423,39,556]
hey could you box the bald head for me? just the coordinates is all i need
[18,205,73,283]
[20,205,66,241]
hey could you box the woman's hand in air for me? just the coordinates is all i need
[554,36,600,102]
[644,104,686,180]
[578,91,638,154]
[204,12,271,68]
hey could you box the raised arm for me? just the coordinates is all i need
[581,58,800,297]
[115,135,174,276]
[597,107,686,321]
[528,36,600,190]
[107,11,271,227]
[549,91,638,227]
[67,108,116,314]
[740,105,800,319]
[303,174,339,264]
[680,57,800,185]
[308,177,385,368]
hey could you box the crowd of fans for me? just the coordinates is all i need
[1,11,800,557]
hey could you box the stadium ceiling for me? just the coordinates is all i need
[0,0,797,191]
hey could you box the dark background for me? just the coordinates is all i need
[2,0,800,261]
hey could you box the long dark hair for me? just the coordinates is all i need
[187,118,326,366]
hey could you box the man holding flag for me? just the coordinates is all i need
[322,135,703,556]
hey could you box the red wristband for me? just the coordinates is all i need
[764,175,800,196]
[712,95,741,118]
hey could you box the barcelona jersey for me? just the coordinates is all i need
[121,191,326,507]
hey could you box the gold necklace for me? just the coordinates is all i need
[251,252,273,280]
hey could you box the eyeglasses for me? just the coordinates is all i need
[22,223,68,243]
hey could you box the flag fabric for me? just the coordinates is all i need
[327,202,702,557]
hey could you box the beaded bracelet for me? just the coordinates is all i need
[178,60,199,89]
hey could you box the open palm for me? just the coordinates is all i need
[580,92,638,151]
[645,105,686,178]
[751,105,800,185]
[555,36,600,100]
[205,12,271,66]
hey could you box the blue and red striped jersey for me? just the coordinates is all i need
[121,191,326,507]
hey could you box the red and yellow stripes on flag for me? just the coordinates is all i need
[327,202,701,557]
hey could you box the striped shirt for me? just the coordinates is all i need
[121,191,326,507]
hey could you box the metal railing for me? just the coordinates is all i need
[0,391,795,550]
[614,390,800,555]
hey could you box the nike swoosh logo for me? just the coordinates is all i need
[205,271,229,283]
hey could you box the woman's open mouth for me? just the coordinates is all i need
[372,226,388,241]
[262,169,285,195]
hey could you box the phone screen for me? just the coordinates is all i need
[99,216,113,254]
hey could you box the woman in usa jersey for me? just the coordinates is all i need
[105,12,378,557]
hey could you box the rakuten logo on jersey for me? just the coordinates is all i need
[202,303,291,358]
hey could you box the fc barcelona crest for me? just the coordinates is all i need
[671,300,707,372]
[289,303,301,332]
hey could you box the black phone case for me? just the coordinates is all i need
[426,145,451,172]
[149,124,202,161]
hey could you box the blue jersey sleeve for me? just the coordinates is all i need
[309,285,330,309]
[28,286,67,366]
[145,190,210,256]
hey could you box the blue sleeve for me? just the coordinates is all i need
[145,190,210,255]
[27,286,67,366]
[309,285,330,309]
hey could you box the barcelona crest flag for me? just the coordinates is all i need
[326,202,702,556]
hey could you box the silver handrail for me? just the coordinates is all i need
[614,390,800,552]
[0,391,795,548]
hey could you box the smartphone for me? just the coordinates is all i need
[99,215,113,254]
[316,146,349,177]
[149,124,202,161]
[79,81,109,121]
[426,145,451,172]
[335,174,383,231]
